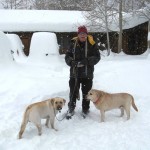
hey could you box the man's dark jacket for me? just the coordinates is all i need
[65,35,100,79]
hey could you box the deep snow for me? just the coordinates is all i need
[0,5,150,149]
[0,51,150,150]
[0,29,150,150]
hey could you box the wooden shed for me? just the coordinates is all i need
[7,21,148,56]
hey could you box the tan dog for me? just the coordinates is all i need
[86,89,138,122]
[18,97,66,139]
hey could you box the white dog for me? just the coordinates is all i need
[18,97,66,139]
[86,89,138,122]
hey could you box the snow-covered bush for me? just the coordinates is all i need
[28,32,60,64]
[6,34,26,62]
[0,31,13,63]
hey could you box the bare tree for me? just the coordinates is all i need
[108,0,150,53]
[130,0,150,49]
[84,0,118,55]
[1,0,22,9]
[1,0,32,9]
[142,3,150,49]
[122,0,146,12]
[148,21,150,49]
[85,0,146,54]
[30,0,93,10]
[118,0,123,53]
[0,0,93,10]
[138,1,150,49]
[103,0,110,55]
[31,0,47,10]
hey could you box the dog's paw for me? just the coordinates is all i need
[45,124,49,128]
[54,128,58,131]
[38,132,42,136]
[18,136,22,139]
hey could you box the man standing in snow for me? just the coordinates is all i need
[65,26,100,119]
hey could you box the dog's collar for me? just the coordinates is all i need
[93,98,99,105]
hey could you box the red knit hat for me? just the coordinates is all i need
[78,26,88,34]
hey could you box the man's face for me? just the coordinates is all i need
[78,32,87,42]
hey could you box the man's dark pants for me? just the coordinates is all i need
[68,77,93,112]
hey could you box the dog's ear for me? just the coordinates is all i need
[97,91,102,98]
[63,99,66,104]
[99,91,104,97]
[51,98,55,106]
[101,91,104,96]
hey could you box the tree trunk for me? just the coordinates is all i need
[148,20,150,49]
[118,0,123,53]
[103,0,110,56]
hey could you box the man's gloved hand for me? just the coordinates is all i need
[71,59,88,67]
[71,60,78,67]
[80,58,88,65]
[77,58,88,67]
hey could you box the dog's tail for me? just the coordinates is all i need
[18,106,31,139]
[23,105,31,123]
[131,96,138,112]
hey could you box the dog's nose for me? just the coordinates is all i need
[57,107,62,110]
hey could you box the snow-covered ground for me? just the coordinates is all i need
[0,30,150,150]
[0,47,150,149]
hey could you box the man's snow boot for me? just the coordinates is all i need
[82,109,89,119]
[66,110,75,120]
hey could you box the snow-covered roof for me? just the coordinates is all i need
[110,11,149,31]
[0,9,149,33]
[0,10,86,32]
